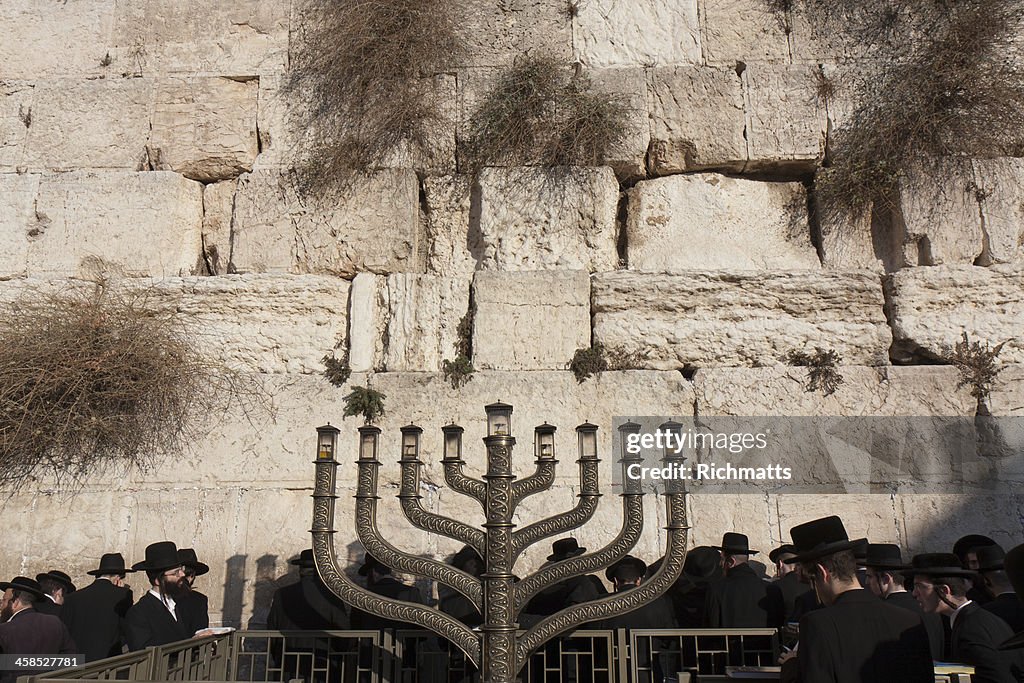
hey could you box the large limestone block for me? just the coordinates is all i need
[647,66,746,174]
[816,168,885,271]
[626,174,818,271]
[0,80,33,170]
[990,365,1024,417]
[886,265,1024,364]
[972,158,1024,265]
[201,180,236,275]
[26,171,203,277]
[573,0,701,68]
[22,78,153,171]
[111,0,288,75]
[423,175,481,279]
[476,168,619,272]
[593,270,891,368]
[458,0,572,68]
[148,77,258,182]
[743,64,827,170]
[895,161,984,266]
[0,0,115,79]
[588,68,650,181]
[776,495,902,545]
[0,174,38,277]
[348,273,470,372]
[229,169,422,277]
[687,494,777,560]
[898,494,1024,556]
[698,0,792,65]
[472,271,590,370]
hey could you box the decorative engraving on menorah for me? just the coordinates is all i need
[311,404,690,683]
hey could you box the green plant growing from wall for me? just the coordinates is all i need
[343,386,387,424]
[946,332,1008,409]
[568,343,644,383]
[785,348,844,396]
[321,352,351,387]
[442,355,475,389]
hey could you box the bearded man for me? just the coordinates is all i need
[124,541,192,650]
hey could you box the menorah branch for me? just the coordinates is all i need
[509,459,555,504]
[510,493,600,560]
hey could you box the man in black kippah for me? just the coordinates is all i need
[781,517,933,683]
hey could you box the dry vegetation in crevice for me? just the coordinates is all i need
[288,0,465,194]
[462,54,633,176]
[772,0,1024,227]
[0,268,268,493]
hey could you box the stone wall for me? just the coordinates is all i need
[1,0,1022,628]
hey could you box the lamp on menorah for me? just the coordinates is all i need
[311,405,690,683]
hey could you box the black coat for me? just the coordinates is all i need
[668,578,711,628]
[884,590,945,661]
[950,602,1024,683]
[704,563,784,628]
[175,590,209,635]
[124,592,191,650]
[982,593,1024,633]
[524,575,607,617]
[774,572,812,625]
[267,575,350,630]
[60,579,134,662]
[33,598,62,618]
[598,588,678,631]
[796,588,933,683]
[348,577,423,631]
[0,609,77,683]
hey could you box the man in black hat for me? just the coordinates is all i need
[124,541,192,650]
[998,542,1024,650]
[975,545,1024,632]
[911,552,1024,682]
[60,553,135,662]
[599,555,677,630]
[782,516,933,683]
[954,534,999,605]
[770,544,812,627]
[704,532,783,628]
[661,546,721,628]
[522,538,607,619]
[0,576,77,683]
[34,570,76,617]
[348,554,424,631]
[439,545,484,628]
[176,548,210,636]
[860,543,943,660]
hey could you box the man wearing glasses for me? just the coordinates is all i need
[124,541,192,650]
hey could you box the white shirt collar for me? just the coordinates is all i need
[950,599,973,628]
[148,589,177,620]
[44,594,57,603]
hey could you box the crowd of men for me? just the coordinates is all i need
[4,517,1024,682]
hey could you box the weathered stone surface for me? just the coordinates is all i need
[473,271,590,370]
[972,158,1024,265]
[895,160,983,266]
[777,494,902,544]
[148,77,258,182]
[24,171,203,277]
[816,169,885,271]
[626,174,818,271]
[886,265,1024,364]
[694,366,975,417]
[990,365,1024,417]
[458,0,572,68]
[201,180,236,276]
[0,80,33,170]
[647,66,746,174]
[423,175,481,279]
[687,494,777,559]
[348,273,470,372]
[476,168,619,272]
[111,0,289,75]
[22,78,152,171]
[229,169,421,277]
[573,0,701,67]
[588,67,650,181]
[593,270,891,368]
[898,494,1024,556]
[0,174,38,277]
[698,0,791,65]
[743,64,826,170]
[0,0,114,79]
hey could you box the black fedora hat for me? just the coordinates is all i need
[178,549,210,576]
[953,534,996,562]
[548,538,586,562]
[715,532,758,556]
[450,545,483,571]
[860,544,906,570]
[999,544,1024,649]
[290,549,315,568]
[605,555,648,582]
[976,545,1006,572]
[132,541,182,572]
[36,570,76,594]
[769,544,797,564]
[785,516,865,564]
[684,546,722,583]
[908,553,976,578]
[0,576,46,600]
[87,553,134,577]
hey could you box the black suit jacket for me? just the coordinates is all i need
[124,592,191,650]
[774,572,811,625]
[60,579,133,662]
[348,577,424,631]
[599,588,678,630]
[798,588,933,682]
[983,593,1024,633]
[267,575,350,630]
[950,601,1024,683]
[704,563,784,628]
[884,591,945,661]
[175,590,209,635]
[33,598,62,618]
[0,609,77,683]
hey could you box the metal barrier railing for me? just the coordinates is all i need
[17,628,781,683]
